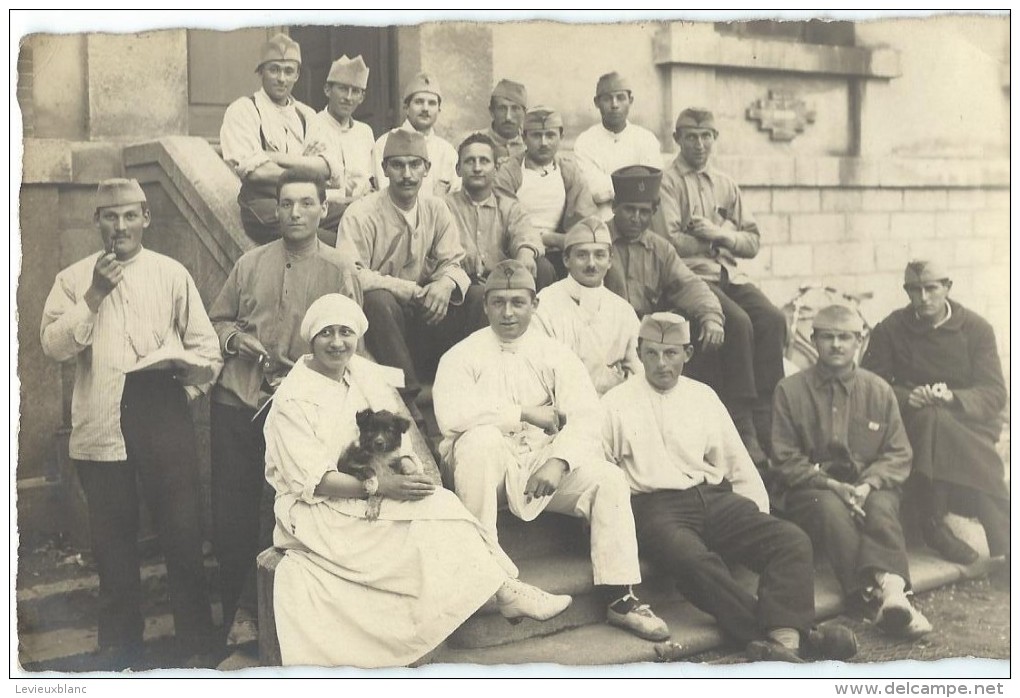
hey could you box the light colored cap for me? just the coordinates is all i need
[403,72,442,102]
[257,33,301,70]
[96,178,147,210]
[382,129,429,162]
[639,312,691,346]
[596,71,632,97]
[300,293,368,344]
[523,106,563,132]
[675,107,717,133]
[564,215,612,251]
[904,259,951,286]
[492,79,528,108]
[484,259,536,294]
[327,55,369,89]
[812,305,865,334]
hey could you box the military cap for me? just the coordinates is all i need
[492,79,528,108]
[382,129,429,162]
[95,178,147,210]
[523,106,563,132]
[612,165,662,203]
[639,312,691,346]
[403,72,442,102]
[326,55,369,89]
[595,72,632,97]
[674,107,717,134]
[904,259,951,287]
[256,33,301,71]
[563,216,612,251]
[484,259,536,295]
[812,305,865,334]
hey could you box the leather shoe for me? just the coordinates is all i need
[803,623,858,661]
[496,577,572,624]
[606,595,670,641]
[924,518,979,566]
[745,640,805,664]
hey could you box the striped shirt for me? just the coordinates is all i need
[40,248,223,462]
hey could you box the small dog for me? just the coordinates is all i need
[337,409,421,520]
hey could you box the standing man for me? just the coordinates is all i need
[573,72,662,221]
[485,78,528,166]
[862,260,1010,566]
[306,55,377,210]
[658,107,787,466]
[372,73,459,199]
[771,306,931,639]
[601,313,857,663]
[533,216,642,395]
[494,106,597,277]
[40,179,223,670]
[208,169,362,650]
[444,132,554,298]
[433,260,670,642]
[340,129,473,399]
[220,33,341,244]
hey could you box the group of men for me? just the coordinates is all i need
[40,31,1009,670]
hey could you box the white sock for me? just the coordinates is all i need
[768,627,800,650]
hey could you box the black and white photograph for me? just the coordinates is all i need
[10,9,1011,687]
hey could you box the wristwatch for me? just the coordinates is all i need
[364,476,379,496]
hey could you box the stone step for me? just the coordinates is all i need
[495,511,590,562]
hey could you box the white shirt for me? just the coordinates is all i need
[40,249,223,461]
[219,88,321,180]
[305,110,376,198]
[573,121,663,219]
[371,120,460,199]
[517,164,567,232]
[601,375,770,512]
[533,276,642,395]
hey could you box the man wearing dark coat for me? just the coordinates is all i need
[862,260,1009,565]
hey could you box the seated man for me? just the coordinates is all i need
[658,108,787,466]
[373,73,459,199]
[338,129,474,399]
[494,106,597,278]
[433,260,669,642]
[305,54,377,232]
[444,132,555,303]
[601,313,857,663]
[862,260,1010,565]
[533,215,642,395]
[220,33,340,244]
[572,72,662,221]
[484,79,528,166]
[771,305,931,639]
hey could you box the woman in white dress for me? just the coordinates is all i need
[265,294,571,668]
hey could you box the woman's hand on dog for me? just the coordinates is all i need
[377,470,436,501]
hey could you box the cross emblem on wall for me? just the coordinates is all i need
[746,90,817,142]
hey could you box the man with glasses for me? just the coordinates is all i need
[220,33,340,244]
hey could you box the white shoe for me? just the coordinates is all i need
[496,578,572,625]
[902,607,933,639]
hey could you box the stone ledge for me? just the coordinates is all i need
[654,25,901,79]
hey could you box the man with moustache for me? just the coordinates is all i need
[220,33,341,244]
[41,179,223,669]
[208,168,362,651]
[533,216,642,396]
[601,312,857,663]
[433,260,670,642]
[573,72,662,221]
[658,108,787,466]
[484,79,528,166]
[494,106,598,277]
[862,260,1010,566]
[339,129,472,399]
[771,305,931,639]
[372,73,459,198]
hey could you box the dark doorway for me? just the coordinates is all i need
[289,25,398,139]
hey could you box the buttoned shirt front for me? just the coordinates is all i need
[573,121,662,217]
[485,126,526,162]
[443,190,542,279]
[305,111,377,198]
[40,248,223,461]
[372,120,460,199]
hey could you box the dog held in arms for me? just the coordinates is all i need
[337,409,423,520]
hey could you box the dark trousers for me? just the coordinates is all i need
[362,287,487,393]
[782,488,910,598]
[631,483,815,645]
[210,401,273,633]
[535,255,558,291]
[74,372,214,653]
[910,477,1011,557]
